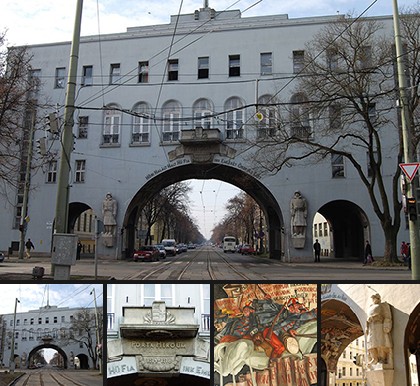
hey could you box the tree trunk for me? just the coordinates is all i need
[382,222,399,264]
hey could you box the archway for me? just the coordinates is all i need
[317,200,369,259]
[75,353,90,369]
[321,298,364,378]
[405,301,420,386]
[27,344,68,369]
[122,163,283,260]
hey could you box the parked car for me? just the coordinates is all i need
[0,252,4,263]
[133,246,160,262]
[177,244,188,253]
[155,244,167,259]
[239,244,256,255]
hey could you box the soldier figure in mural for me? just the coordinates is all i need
[366,293,393,367]
[290,191,307,242]
[102,192,118,247]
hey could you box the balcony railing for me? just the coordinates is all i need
[107,313,115,330]
[201,314,210,332]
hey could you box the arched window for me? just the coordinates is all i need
[290,93,311,138]
[132,102,151,144]
[224,97,243,140]
[193,98,214,129]
[103,104,122,145]
[257,95,279,139]
[162,100,182,142]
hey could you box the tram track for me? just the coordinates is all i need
[14,370,91,386]
[123,247,255,280]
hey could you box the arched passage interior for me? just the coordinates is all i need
[317,200,369,259]
[75,353,89,369]
[123,163,283,260]
[27,344,68,369]
[321,298,364,384]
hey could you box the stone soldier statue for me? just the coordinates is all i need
[290,191,307,236]
[102,192,117,235]
[366,293,393,367]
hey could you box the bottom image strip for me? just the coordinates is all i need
[214,283,317,386]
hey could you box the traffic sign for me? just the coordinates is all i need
[400,163,420,182]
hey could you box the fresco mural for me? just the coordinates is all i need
[214,283,318,386]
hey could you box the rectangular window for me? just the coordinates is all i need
[229,55,240,77]
[55,67,65,88]
[47,161,57,183]
[103,111,121,144]
[38,317,42,324]
[54,317,57,323]
[359,45,372,69]
[45,317,49,324]
[260,52,272,75]
[326,49,339,71]
[168,59,179,81]
[75,160,86,183]
[324,222,328,236]
[110,63,121,84]
[162,112,180,141]
[226,110,243,139]
[138,61,149,83]
[78,116,89,139]
[29,69,41,95]
[319,223,323,237]
[61,316,65,322]
[329,104,342,130]
[30,318,34,325]
[198,57,209,79]
[332,154,345,178]
[293,50,305,73]
[132,116,150,143]
[314,224,318,237]
[82,65,93,86]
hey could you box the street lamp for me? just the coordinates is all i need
[90,288,102,374]
[9,298,20,372]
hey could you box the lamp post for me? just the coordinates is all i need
[90,288,102,374]
[392,0,419,280]
[9,298,20,372]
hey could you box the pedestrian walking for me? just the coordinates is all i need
[313,239,321,262]
[76,242,82,260]
[400,241,409,264]
[25,238,35,259]
[407,243,411,271]
[363,240,374,265]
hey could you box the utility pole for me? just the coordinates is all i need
[52,0,83,276]
[9,298,20,372]
[18,110,36,260]
[392,0,419,280]
[90,288,102,374]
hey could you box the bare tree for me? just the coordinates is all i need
[250,16,412,263]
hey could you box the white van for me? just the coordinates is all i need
[223,236,236,253]
[162,239,177,256]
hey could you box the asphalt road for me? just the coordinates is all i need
[0,247,411,281]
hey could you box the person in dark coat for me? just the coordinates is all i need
[313,239,321,262]
[363,240,374,265]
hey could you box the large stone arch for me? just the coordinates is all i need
[27,343,68,369]
[317,200,370,259]
[122,163,283,260]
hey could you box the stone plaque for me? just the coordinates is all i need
[123,338,195,356]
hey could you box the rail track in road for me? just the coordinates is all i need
[123,247,256,280]
[14,370,92,386]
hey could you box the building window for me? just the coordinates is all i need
[16,319,20,326]
[30,318,34,325]
[342,367,346,376]
[54,317,57,323]
[103,108,121,144]
[78,116,89,139]
[359,45,372,69]
[82,65,93,86]
[29,69,41,95]
[162,100,181,142]
[229,54,240,77]
[24,319,27,325]
[138,61,149,83]
[326,49,339,71]
[132,103,151,144]
[143,284,174,306]
[332,154,345,178]
[314,224,318,237]
[329,104,342,130]
[38,317,42,324]
[61,316,65,322]
[75,160,86,183]
[55,67,65,88]
[193,98,213,129]
[45,317,49,324]
[260,52,272,75]
[110,63,121,84]
[257,95,278,139]
[319,224,323,237]
[225,97,243,139]
[198,57,209,79]
[293,50,305,73]
[324,222,328,236]
[168,59,179,81]
[290,93,311,138]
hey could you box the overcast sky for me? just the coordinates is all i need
[1,0,415,240]
[0,284,103,316]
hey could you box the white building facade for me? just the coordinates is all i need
[107,284,210,386]
[0,3,409,262]
[0,305,97,369]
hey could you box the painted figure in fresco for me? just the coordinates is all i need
[366,293,393,365]
[102,192,117,235]
[290,191,307,236]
